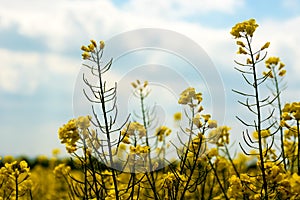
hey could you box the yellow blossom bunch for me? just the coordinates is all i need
[263,57,286,78]
[129,145,150,155]
[230,18,259,38]
[81,39,105,59]
[208,126,231,146]
[0,160,32,198]
[155,126,172,141]
[58,115,92,153]
[178,87,202,105]
[121,121,146,141]
[173,112,182,121]
[53,163,71,178]
[252,129,271,139]
[282,102,300,121]
[58,118,80,153]
[131,80,150,98]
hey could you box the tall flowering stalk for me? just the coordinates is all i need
[263,57,287,170]
[230,19,279,199]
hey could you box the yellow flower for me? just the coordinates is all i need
[88,43,95,52]
[230,18,259,38]
[207,148,218,158]
[265,57,280,66]
[236,40,245,47]
[208,119,217,128]
[237,47,248,54]
[52,148,61,156]
[122,122,146,138]
[100,40,105,49]
[261,42,270,50]
[279,62,285,70]
[90,39,97,47]
[82,52,91,59]
[173,112,182,121]
[202,114,211,122]
[279,69,286,77]
[76,115,91,129]
[178,87,195,104]
[246,58,252,64]
[81,45,90,52]
[253,129,270,139]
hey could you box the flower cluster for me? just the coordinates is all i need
[230,18,259,38]
[178,87,202,105]
[58,119,80,153]
[263,57,286,78]
[282,102,300,121]
[81,39,105,59]
[155,126,172,142]
[0,160,32,198]
[208,126,231,146]
[58,116,92,153]
[121,121,147,142]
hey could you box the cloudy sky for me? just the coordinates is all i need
[1,0,300,157]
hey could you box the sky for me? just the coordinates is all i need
[0,0,300,157]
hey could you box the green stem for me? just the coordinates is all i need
[246,35,268,199]
[139,91,159,200]
[95,50,119,199]
[15,177,18,200]
[272,67,286,170]
[208,158,229,200]
[297,120,300,175]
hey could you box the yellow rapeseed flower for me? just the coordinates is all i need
[261,42,270,50]
[230,18,259,38]
[100,40,105,49]
[173,112,182,121]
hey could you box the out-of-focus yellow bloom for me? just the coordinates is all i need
[282,102,300,121]
[162,172,176,188]
[208,126,231,146]
[202,114,211,122]
[81,45,90,52]
[130,145,149,155]
[246,58,252,64]
[90,39,97,47]
[88,43,95,52]
[52,148,61,157]
[100,40,105,49]
[121,122,146,138]
[265,57,280,66]
[279,62,285,70]
[207,148,218,158]
[76,115,91,129]
[279,69,286,77]
[236,40,245,47]
[256,53,260,60]
[230,18,259,38]
[208,119,217,128]
[237,47,248,54]
[261,42,270,50]
[262,70,274,78]
[253,129,270,139]
[82,52,91,59]
[178,87,203,105]
[192,114,202,128]
[53,164,71,178]
[178,87,195,104]
[155,126,172,141]
[173,112,182,121]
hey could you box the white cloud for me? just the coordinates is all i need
[0,48,78,94]
[123,0,244,18]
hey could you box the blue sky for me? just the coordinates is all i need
[0,0,300,157]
